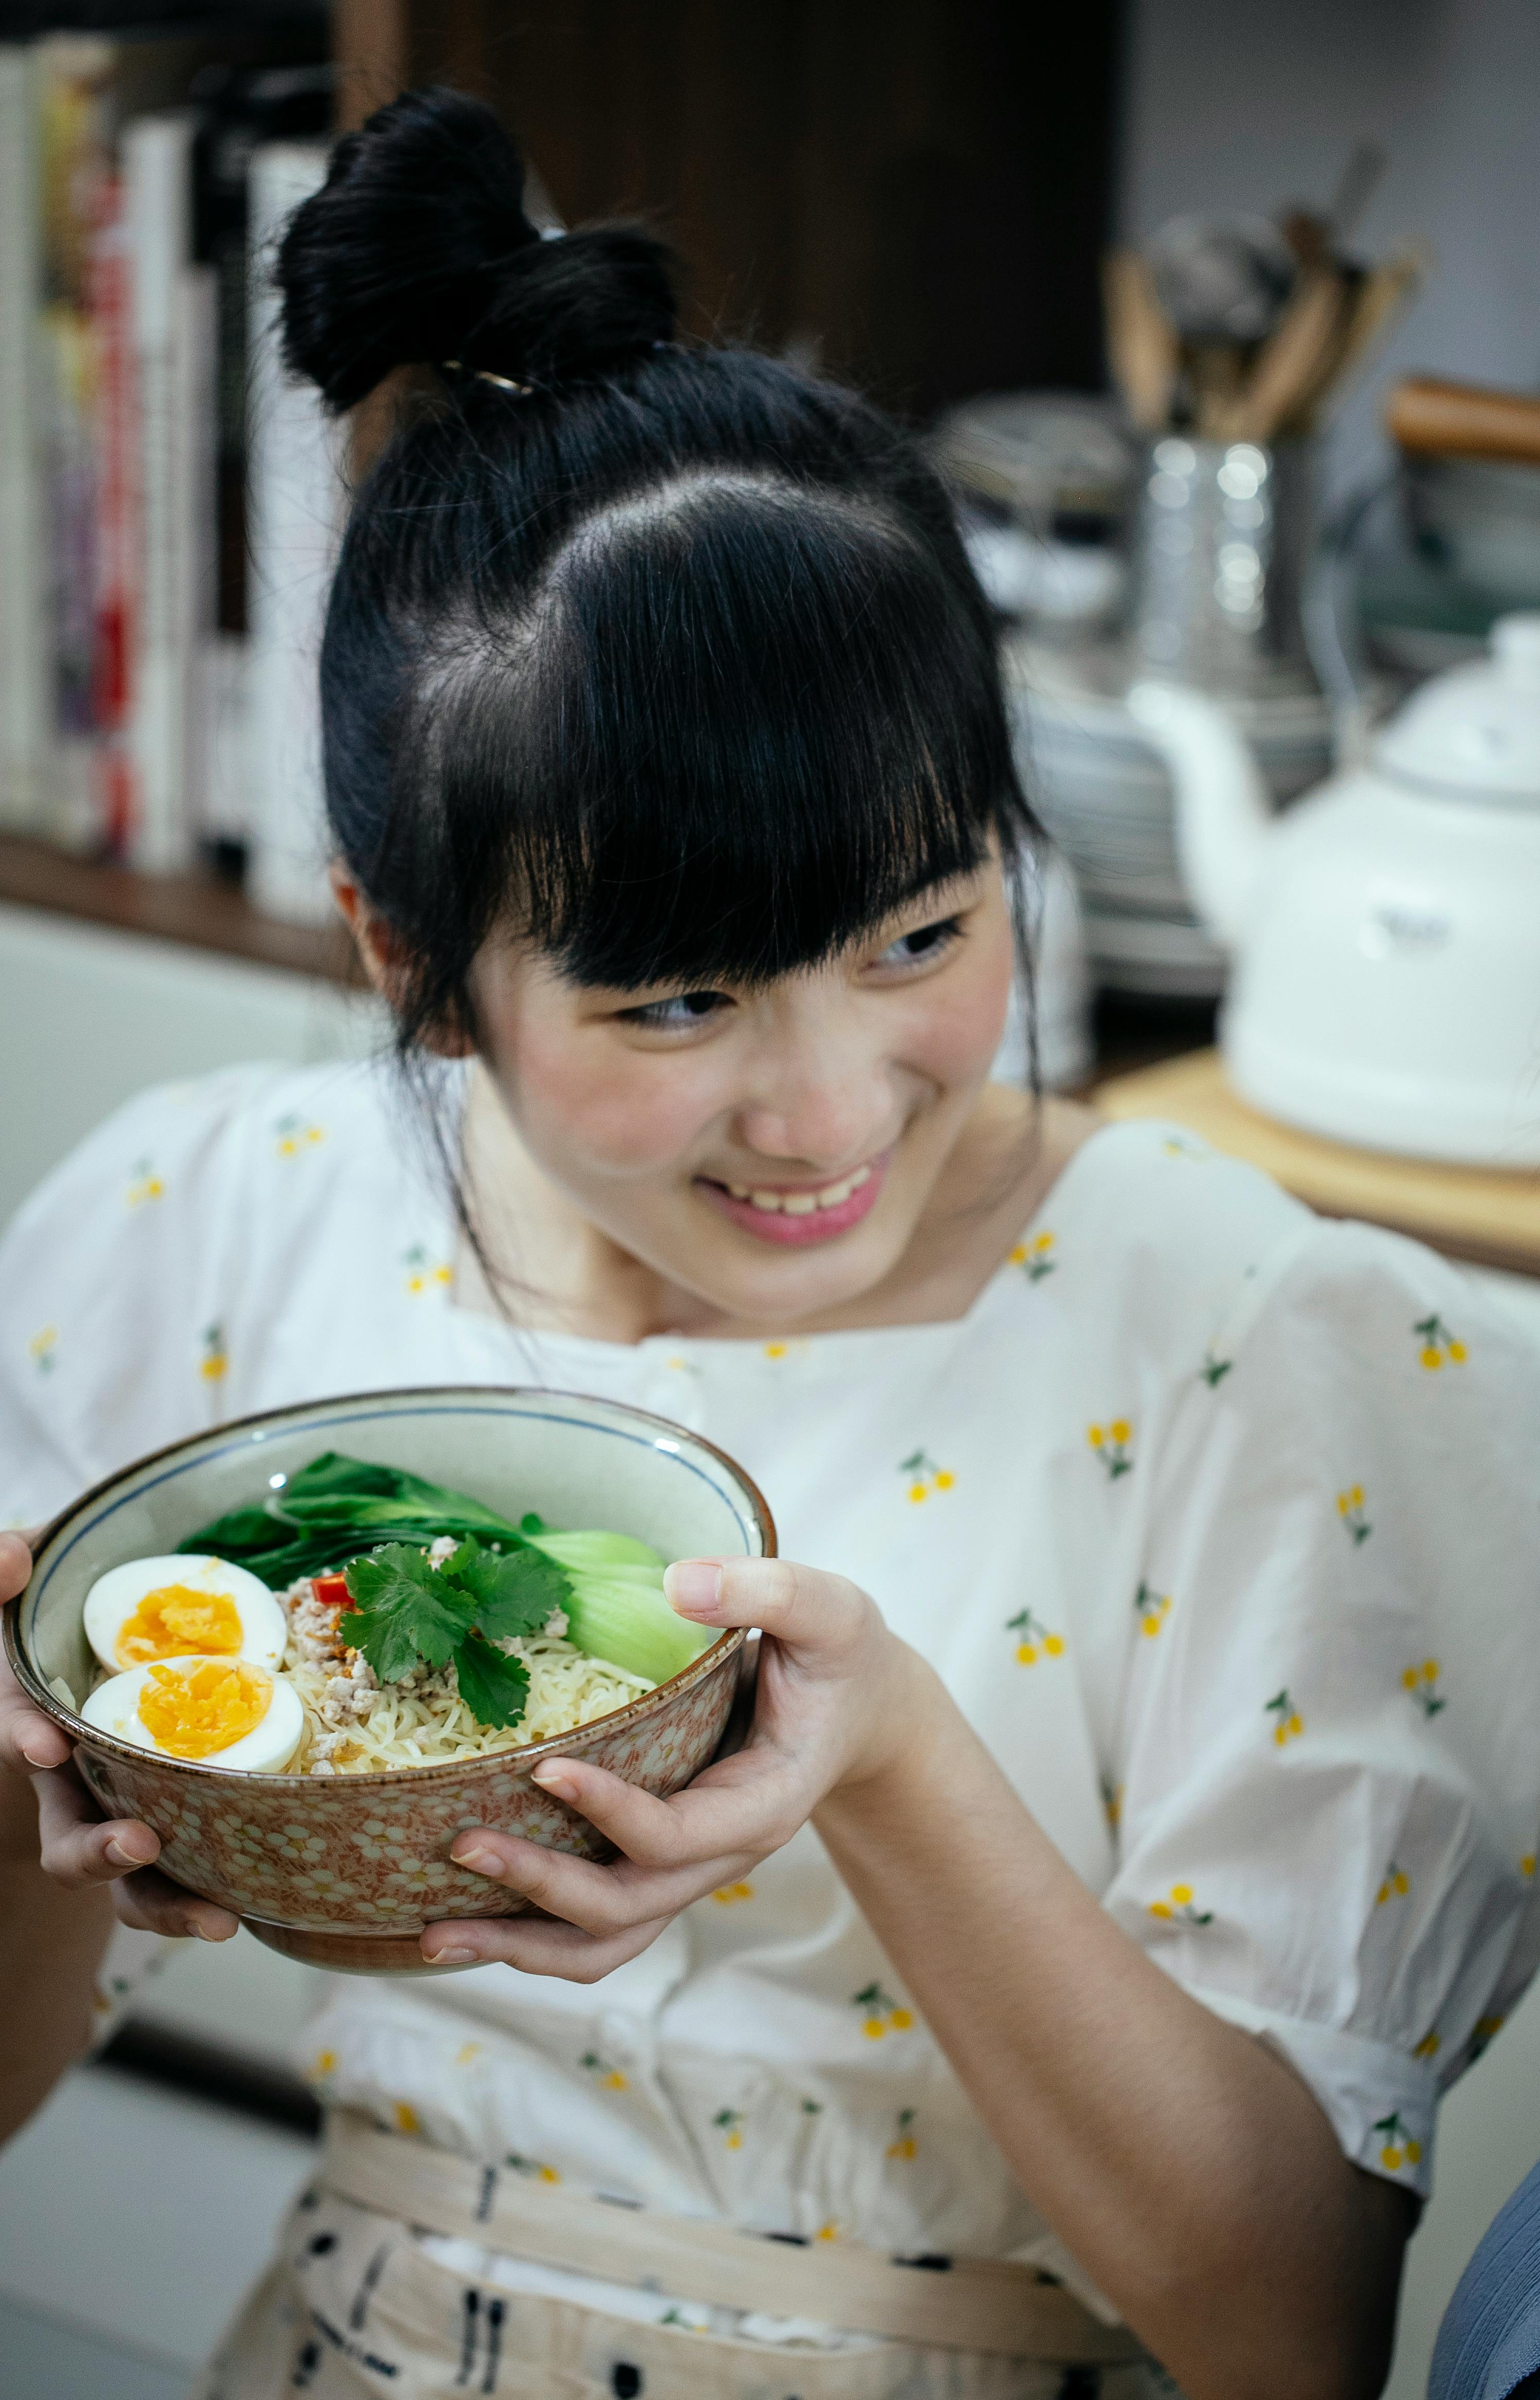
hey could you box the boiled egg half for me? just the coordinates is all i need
[83,1554,286,1674]
[81,1656,304,1771]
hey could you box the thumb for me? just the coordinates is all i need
[664,1556,872,1660]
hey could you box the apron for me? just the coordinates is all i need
[193,2114,1173,2400]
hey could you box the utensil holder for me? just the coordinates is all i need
[1133,436,1322,700]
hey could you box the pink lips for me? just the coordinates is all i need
[697,1154,889,1247]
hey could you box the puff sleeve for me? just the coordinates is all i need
[1105,1219,1540,2199]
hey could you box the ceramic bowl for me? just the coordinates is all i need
[5,1386,772,1975]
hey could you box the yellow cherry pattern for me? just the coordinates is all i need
[1337,1485,1372,1545]
[29,1324,57,1376]
[1413,2031,1441,2061]
[1374,2112,1422,2173]
[1402,1659,1447,1718]
[125,1156,165,1208]
[392,2101,420,2136]
[580,2048,628,2091]
[402,1244,453,1297]
[886,2107,918,2161]
[1413,1313,1467,1372]
[1135,1582,1172,1638]
[1101,1774,1123,1831]
[1008,1229,1057,1282]
[1201,1348,1234,1388]
[1088,1418,1135,1480]
[712,1879,755,1905]
[506,2153,561,2183]
[852,1982,913,2038]
[713,2107,745,2151]
[200,1322,228,1383]
[900,1450,956,1503]
[1469,2014,1506,2063]
[1005,1607,1065,1665]
[1265,1688,1304,1747]
[1377,1862,1409,1906]
[1148,1882,1213,1927]
[1522,1854,1536,1882]
[274,1112,326,1160]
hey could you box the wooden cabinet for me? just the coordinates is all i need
[331,0,1125,418]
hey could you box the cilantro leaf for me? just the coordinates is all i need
[442,1540,570,1641]
[452,1630,531,1732]
[339,1544,474,1681]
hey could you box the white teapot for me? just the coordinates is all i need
[1126,613,1540,1165]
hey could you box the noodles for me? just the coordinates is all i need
[277,1566,654,1774]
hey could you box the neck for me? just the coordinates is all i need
[454,1060,1096,1345]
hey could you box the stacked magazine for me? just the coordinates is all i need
[0,19,340,921]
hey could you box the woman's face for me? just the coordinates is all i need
[468,860,1017,1327]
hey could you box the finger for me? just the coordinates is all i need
[421,1907,671,1981]
[0,1528,36,1605]
[664,1555,872,1658]
[1,1696,71,1773]
[519,1750,794,1872]
[111,1863,239,1942]
[447,1826,733,1938]
[35,1764,163,1889]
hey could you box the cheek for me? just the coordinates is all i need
[510,1023,721,1178]
[905,928,1015,1086]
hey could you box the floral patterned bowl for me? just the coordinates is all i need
[5,1386,772,1974]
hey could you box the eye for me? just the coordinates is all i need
[616,989,733,1032]
[872,915,964,971]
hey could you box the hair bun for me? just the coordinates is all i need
[277,86,677,410]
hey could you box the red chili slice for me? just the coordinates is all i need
[311,1572,352,1607]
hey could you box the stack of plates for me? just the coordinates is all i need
[1002,634,1333,996]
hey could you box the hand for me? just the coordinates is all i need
[0,1530,236,1940]
[420,1556,939,1979]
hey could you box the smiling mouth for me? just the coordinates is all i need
[717,1164,874,1216]
[695,1155,889,1247]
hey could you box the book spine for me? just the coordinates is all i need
[124,112,207,875]
[0,47,47,832]
[246,140,343,927]
[88,174,139,854]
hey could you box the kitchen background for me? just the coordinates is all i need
[2,4,1539,2396]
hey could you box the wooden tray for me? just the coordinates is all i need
[1096,1050,1540,1278]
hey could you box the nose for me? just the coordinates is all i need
[733,1015,895,1171]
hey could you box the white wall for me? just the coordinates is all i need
[1117,0,1540,502]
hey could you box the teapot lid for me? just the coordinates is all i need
[1376,613,1540,804]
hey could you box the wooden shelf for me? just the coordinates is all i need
[0,833,357,986]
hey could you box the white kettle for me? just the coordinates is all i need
[1126,613,1540,1165]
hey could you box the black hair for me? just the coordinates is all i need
[277,85,1039,1056]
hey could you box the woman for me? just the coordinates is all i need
[3,88,1539,2400]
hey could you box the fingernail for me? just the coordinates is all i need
[427,1945,477,1966]
[452,1843,498,1873]
[22,1743,61,1769]
[665,1560,723,1618]
[196,1920,236,1943]
[529,1763,574,1797]
[107,1837,155,1868]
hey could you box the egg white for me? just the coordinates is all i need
[80,1657,305,1773]
[82,1554,286,1673]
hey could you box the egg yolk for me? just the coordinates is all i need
[139,1659,271,1759]
[116,1586,244,1668]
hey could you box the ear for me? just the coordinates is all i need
[328,864,475,1058]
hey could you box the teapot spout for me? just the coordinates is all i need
[1125,681,1273,950]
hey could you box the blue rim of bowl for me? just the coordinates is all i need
[4,1383,773,1787]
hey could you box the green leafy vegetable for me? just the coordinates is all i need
[450,1627,531,1732]
[336,1536,568,1733]
[523,1532,711,1683]
[339,1544,468,1681]
[179,1452,538,1589]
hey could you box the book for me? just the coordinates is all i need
[245,139,345,927]
[0,45,48,832]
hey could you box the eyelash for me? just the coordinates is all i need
[616,916,966,1031]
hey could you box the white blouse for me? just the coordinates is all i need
[6,1059,1540,2317]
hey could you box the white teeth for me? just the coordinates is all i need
[725,1162,875,1215]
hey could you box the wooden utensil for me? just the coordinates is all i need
[1102,249,1181,431]
[1387,375,1540,466]
[1224,267,1350,441]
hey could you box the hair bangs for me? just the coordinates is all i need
[419,477,1018,1002]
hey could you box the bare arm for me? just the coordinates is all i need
[817,1652,1414,2400]
[425,1560,1414,2400]
[0,1531,237,2144]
